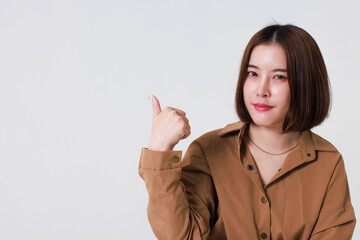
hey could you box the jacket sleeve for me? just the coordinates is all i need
[310,156,356,240]
[138,139,217,240]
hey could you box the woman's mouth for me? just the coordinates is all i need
[253,103,274,111]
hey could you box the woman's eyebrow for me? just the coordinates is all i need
[248,64,258,69]
[273,68,287,72]
[248,64,287,72]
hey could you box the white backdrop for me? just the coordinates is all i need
[0,0,359,239]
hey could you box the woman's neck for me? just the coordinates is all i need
[246,123,301,154]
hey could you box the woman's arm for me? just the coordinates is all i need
[139,139,216,240]
[139,95,216,239]
[310,156,356,239]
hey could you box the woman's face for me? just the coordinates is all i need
[243,43,290,131]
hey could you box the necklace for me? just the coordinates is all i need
[247,135,300,155]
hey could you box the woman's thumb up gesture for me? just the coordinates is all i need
[148,94,191,151]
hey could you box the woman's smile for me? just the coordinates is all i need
[253,103,274,111]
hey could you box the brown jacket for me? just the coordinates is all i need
[139,121,356,239]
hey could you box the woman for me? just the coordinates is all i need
[139,24,356,239]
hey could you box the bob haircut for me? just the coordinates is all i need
[235,24,331,132]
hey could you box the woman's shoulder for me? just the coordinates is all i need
[306,131,344,168]
[309,131,339,153]
[194,121,245,147]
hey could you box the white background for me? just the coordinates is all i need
[0,0,359,239]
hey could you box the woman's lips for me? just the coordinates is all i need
[253,103,274,111]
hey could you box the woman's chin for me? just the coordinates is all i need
[251,118,283,130]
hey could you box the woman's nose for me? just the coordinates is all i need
[256,77,270,97]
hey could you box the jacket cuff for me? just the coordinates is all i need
[139,147,182,170]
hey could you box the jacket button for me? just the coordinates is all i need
[260,232,267,239]
[261,197,267,203]
[307,153,311,157]
[247,165,253,171]
[171,156,180,163]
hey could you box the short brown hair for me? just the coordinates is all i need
[235,24,331,132]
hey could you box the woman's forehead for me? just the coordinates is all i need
[248,43,287,70]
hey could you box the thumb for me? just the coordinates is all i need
[150,94,161,118]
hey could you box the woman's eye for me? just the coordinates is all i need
[274,75,287,80]
[248,71,257,77]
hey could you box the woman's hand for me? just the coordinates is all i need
[147,95,191,151]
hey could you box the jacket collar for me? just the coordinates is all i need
[217,121,246,137]
[217,121,337,155]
